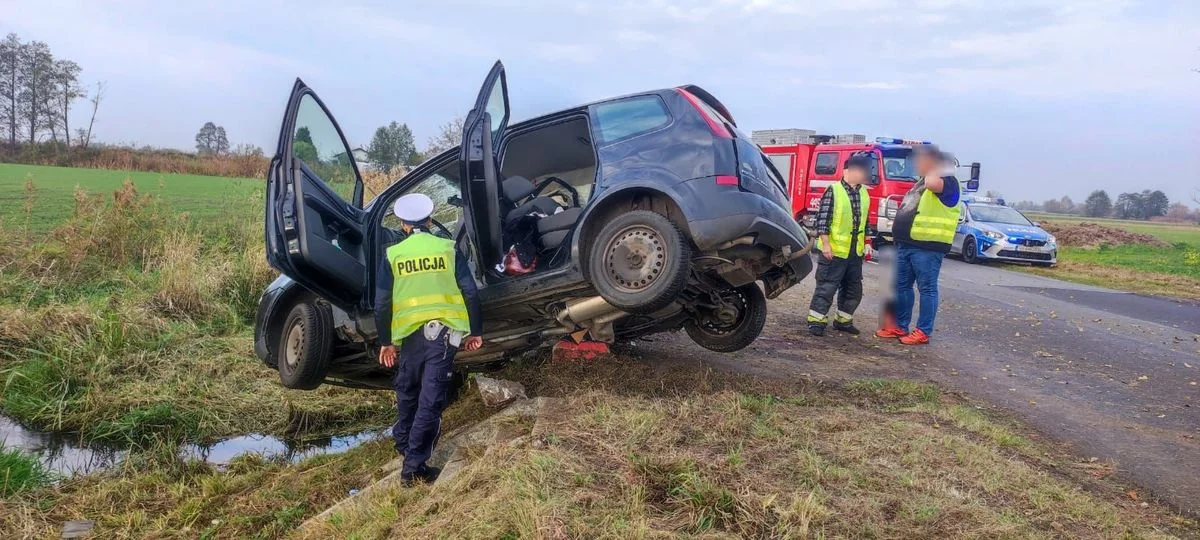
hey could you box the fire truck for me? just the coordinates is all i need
[753,129,980,245]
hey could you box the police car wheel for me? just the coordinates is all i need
[277,301,332,390]
[963,236,979,264]
[590,210,690,315]
[685,283,767,353]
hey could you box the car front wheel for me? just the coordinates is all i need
[589,210,691,314]
[685,284,767,353]
[277,301,332,390]
[963,236,980,264]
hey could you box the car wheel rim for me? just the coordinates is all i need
[285,321,304,369]
[605,225,666,293]
[696,289,747,336]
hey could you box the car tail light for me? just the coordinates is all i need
[676,88,732,139]
[715,175,739,186]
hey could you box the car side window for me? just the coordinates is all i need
[814,152,838,176]
[593,95,671,144]
[293,94,359,202]
[381,161,464,235]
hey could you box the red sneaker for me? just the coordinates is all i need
[874,327,908,339]
[899,329,930,345]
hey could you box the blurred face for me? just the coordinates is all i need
[844,166,868,185]
[915,153,940,176]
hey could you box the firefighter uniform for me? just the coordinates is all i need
[375,194,481,484]
[807,155,871,336]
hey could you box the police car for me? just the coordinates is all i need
[950,197,1057,266]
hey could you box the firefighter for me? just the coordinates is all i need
[874,144,960,345]
[806,152,872,336]
[375,193,483,486]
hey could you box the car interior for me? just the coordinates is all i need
[495,116,598,272]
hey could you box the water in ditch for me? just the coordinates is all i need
[0,414,385,477]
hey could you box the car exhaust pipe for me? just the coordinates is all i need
[557,296,620,326]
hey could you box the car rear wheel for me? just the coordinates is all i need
[685,284,767,353]
[963,236,980,264]
[589,210,690,314]
[277,301,332,390]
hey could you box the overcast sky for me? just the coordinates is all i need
[6,0,1199,205]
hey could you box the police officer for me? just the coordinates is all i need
[806,152,871,336]
[875,144,960,345]
[375,193,483,486]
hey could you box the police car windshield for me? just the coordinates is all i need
[971,205,1032,226]
[882,148,916,180]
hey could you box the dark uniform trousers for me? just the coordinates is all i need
[809,253,864,321]
[392,324,457,475]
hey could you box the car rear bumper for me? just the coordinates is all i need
[682,180,807,253]
[680,179,814,287]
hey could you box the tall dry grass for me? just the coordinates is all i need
[1,143,268,179]
[0,178,385,447]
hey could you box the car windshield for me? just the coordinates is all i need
[882,148,916,181]
[971,205,1032,226]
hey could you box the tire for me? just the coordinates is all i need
[276,301,332,390]
[588,210,690,314]
[963,236,979,264]
[685,284,767,353]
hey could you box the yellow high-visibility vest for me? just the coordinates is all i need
[816,182,867,258]
[909,181,960,246]
[386,233,471,341]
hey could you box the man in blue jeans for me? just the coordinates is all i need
[875,145,960,345]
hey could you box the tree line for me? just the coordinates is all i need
[1011,189,1199,222]
[0,33,101,150]
[363,116,464,173]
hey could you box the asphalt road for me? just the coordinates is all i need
[639,257,1200,516]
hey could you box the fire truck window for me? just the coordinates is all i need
[767,154,792,184]
[814,152,838,175]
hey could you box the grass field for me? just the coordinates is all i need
[1021,212,1200,298]
[0,163,262,230]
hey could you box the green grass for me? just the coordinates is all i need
[0,165,391,448]
[0,163,262,231]
[1020,212,1200,297]
[0,445,52,497]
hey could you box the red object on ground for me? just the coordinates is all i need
[552,339,610,362]
[899,328,930,345]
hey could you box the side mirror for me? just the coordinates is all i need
[869,173,880,186]
[447,195,464,208]
[970,162,981,181]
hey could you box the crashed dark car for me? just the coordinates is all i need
[255,60,813,390]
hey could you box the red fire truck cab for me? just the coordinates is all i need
[757,132,979,245]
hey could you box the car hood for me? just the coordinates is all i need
[978,222,1050,240]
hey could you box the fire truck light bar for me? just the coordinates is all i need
[875,137,933,145]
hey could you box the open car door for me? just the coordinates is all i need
[459,60,511,270]
[266,79,367,310]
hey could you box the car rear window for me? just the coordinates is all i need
[593,95,671,144]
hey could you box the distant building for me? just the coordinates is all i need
[751,128,816,146]
[834,133,866,144]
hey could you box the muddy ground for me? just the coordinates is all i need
[628,258,1200,517]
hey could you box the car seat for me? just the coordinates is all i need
[501,176,582,251]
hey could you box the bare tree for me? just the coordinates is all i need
[50,59,82,149]
[81,80,104,149]
[17,40,54,143]
[424,116,465,155]
[0,33,20,145]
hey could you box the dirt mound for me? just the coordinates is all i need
[1042,222,1168,248]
